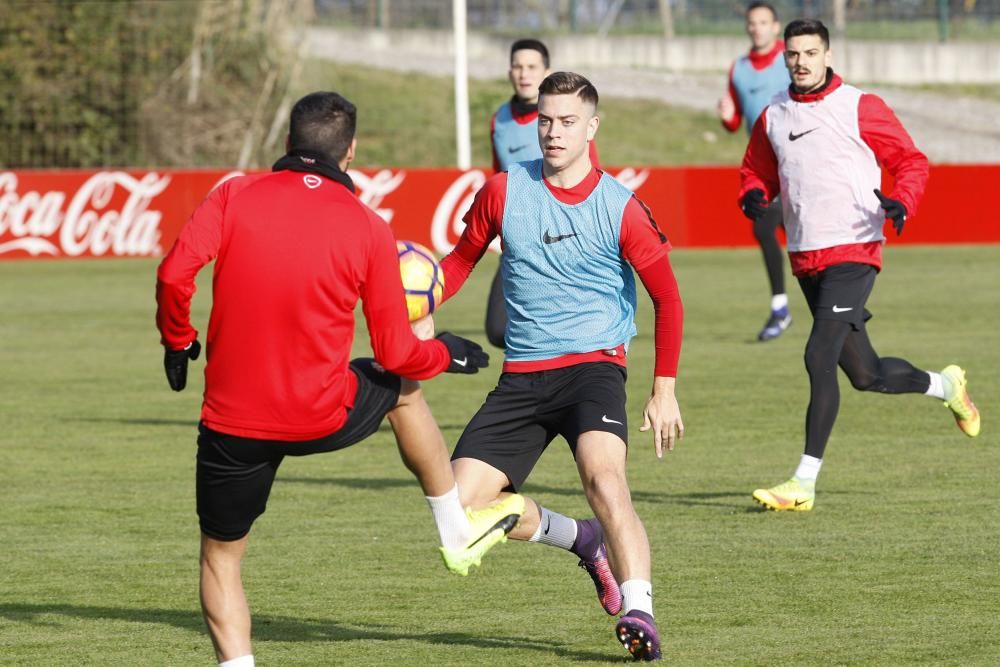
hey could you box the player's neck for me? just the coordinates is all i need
[543,154,593,189]
[752,40,776,55]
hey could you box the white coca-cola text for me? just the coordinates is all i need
[0,171,170,257]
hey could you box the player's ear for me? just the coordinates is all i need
[342,139,357,170]
[587,111,599,141]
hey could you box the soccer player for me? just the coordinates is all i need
[718,1,793,341]
[739,19,981,512]
[442,72,684,661]
[484,38,599,349]
[155,92,523,667]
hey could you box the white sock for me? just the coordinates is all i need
[771,293,788,312]
[925,371,948,400]
[528,506,577,550]
[426,484,470,550]
[793,454,822,485]
[620,579,654,616]
[219,656,255,667]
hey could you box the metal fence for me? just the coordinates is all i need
[317,0,1000,39]
[3,0,996,169]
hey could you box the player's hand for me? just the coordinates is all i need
[163,340,201,392]
[411,314,435,341]
[874,188,907,236]
[436,332,489,374]
[740,188,768,221]
[639,377,684,459]
[717,94,736,123]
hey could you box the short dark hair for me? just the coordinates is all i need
[538,71,598,108]
[288,92,357,162]
[746,1,778,20]
[784,18,830,48]
[510,38,550,68]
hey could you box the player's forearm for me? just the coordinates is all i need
[155,280,198,349]
[365,303,450,379]
[440,234,491,302]
[635,255,683,378]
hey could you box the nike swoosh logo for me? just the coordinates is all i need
[794,499,810,507]
[543,231,577,244]
[749,85,765,94]
[831,305,853,313]
[465,513,520,548]
[543,518,551,535]
[508,144,528,154]
[788,128,819,141]
[602,415,624,425]
[453,357,468,367]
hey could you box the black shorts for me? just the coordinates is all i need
[196,358,401,541]
[798,262,876,330]
[451,362,628,492]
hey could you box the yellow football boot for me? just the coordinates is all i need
[941,365,980,437]
[752,478,815,512]
[439,493,525,576]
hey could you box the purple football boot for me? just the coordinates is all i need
[615,610,662,661]
[572,518,622,616]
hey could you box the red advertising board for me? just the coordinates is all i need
[1,164,997,260]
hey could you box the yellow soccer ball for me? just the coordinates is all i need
[397,240,444,322]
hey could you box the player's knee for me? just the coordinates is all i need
[582,468,630,507]
[847,371,877,391]
[803,341,835,377]
[846,369,886,393]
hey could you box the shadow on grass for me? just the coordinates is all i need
[0,603,615,662]
[62,417,199,427]
[280,476,760,510]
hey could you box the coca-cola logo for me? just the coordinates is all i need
[350,168,405,223]
[0,171,169,257]
[431,170,490,255]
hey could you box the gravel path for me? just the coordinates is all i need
[309,27,1000,164]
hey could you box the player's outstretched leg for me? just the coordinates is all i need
[387,378,523,574]
[838,328,981,437]
[439,493,525,576]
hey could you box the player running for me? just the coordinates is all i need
[738,19,981,512]
[156,92,523,667]
[484,38,599,349]
[717,1,793,341]
[441,72,684,661]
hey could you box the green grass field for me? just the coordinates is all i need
[1,246,998,665]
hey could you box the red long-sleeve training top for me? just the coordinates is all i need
[156,169,450,441]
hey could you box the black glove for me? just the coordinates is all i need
[436,332,489,374]
[874,188,907,236]
[164,340,201,391]
[740,188,768,221]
